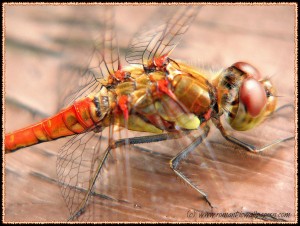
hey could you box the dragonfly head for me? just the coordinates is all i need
[215,62,277,131]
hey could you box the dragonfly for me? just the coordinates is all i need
[4,5,295,222]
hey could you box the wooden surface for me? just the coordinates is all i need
[3,4,296,223]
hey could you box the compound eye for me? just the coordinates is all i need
[232,62,261,80]
[240,78,267,117]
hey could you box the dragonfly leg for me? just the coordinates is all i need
[170,126,214,209]
[114,131,190,146]
[274,103,294,114]
[68,143,113,221]
[268,103,294,119]
[212,117,294,153]
[68,131,190,221]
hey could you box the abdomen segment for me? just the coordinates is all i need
[5,97,99,153]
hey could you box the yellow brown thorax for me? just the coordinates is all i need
[108,61,214,133]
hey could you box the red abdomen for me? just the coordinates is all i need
[5,97,98,153]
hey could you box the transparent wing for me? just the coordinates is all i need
[56,6,120,110]
[56,129,107,219]
[54,6,121,220]
[125,6,201,68]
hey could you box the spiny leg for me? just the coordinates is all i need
[114,131,189,146]
[268,104,294,120]
[170,126,214,208]
[68,131,189,221]
[67,143,112,221]
[273,104,294,114]
[211,117,294,153]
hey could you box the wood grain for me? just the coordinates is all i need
[4,4,296,223]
